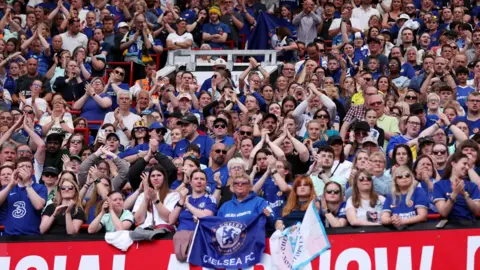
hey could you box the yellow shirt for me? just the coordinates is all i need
[351,92,365,105]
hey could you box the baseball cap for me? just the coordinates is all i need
[166,111,183,119]
[263,113,278,123]
[70,155,82,163]
[118,22,130,29]
[178,93,192,101]
[177,114,199,126]
[368,37,381,44]
[328,135,343,145]
[42,167,59,176]
[354,121,370,132]
[362,135,378,145]
[149,122,167,134]
[419,136,435,147]
[106,132,120,141]
[214,58,227,67]
[213,117,228,126]
[133,120,147,130]
[398,14,410,21]
[176,17,187,24]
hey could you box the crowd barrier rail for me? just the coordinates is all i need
[1,222,480,269]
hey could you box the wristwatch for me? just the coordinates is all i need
[323,208,330,215]
[122,127,128,132]
[270,170,278,175]
[175,201,184,208]
[60,120,65,124]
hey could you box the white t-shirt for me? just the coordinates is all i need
[39,112,74,138]
[20,98,48,113]
[331,160,353,180]
[346,196,385,224]
[329,18,362,32]
[103,111,141,147]
[352,6,380,31]
[133,192,180,229]
[60,32,89,53]
[166,32,194,50]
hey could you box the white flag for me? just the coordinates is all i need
[270,202,331,270]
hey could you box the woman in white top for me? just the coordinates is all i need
[346,169,385,226]
[19,79,48,119]
[39,96,74,137]
[133,165,179,231]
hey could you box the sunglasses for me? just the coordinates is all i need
[44,173,57,178]
[369,101,382,107]
[214,124,226,129]
[433,150,447,155]
[61,186,74,191]
[233,181,249,187]
[214,149,227,155]
[70,139,82,144]
[405,96,417,100]
[358,176,372,182]
[23,110,34,114]
[115,70,125,76]
[396,172,411,179]
[134,127,147,132]
[364,77,373,81]
[316,114,329,119]
[325,189,340,195]
[149,128,164,134]
[354,131,368,137]
[239,131,252,136]
[319,49,325,53]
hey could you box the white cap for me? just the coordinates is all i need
[178,93,192,100]
[118,22,130,29]
[214,58,227,67]
[398,14,410,21]
[354,32,363,39]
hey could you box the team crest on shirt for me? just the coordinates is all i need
[198,202,206,209]
[474,128,479,134]
[212,221,246,255]
[197,144,201,148]
[277,191,283,196]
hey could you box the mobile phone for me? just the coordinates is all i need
[436,220,448,229]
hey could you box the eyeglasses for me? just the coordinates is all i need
[115,70,125,76]
[325,189,340,195]
[230,165,243,170]
[32,83,42,88]
[405,95,417,100]
[70,139,82,144]
[406,6,415,9]
[407,121,421,126]
[214,124,226,129]
[433,150,447,155]
[358,176,372,182]
[369,101,382,107]
[428,99,439,103]
[396,172,411,179]
[43,173,57,178]
[214,149,227,155]
[233,181,249,187]
[239,131,252,136]
[61,186,74,191]
[315,114,329,119]
[174,163,183,167]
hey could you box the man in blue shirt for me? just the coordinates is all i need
[202,6,230,49]
[174,114,214,165]
[212,118,234,147]
[0,157,47,235]
[454,92,480,136]
[204,143,229,194]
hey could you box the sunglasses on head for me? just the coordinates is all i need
[60,186,74,191]
[358,176,372,182]
[214,149,227,155]
[396,172,411,179]
[239,131,252,136]
[214,124,226,129]
[325,189,340,195]
[233,181,249,187]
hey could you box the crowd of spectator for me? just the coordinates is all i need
[0,0,480,263]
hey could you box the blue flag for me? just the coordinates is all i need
[247,12,296,50]
[187,214,266,269]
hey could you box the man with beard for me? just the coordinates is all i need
[44,133,68,172]
[13,58,52,104]
[202,6,229,49]
[454,92,480,136]
[466,29,480,63]
[258,113,279,141]
[311,146,347,194]
[59,18,88,53]
[204,143,229,194]
[174,114,214,165]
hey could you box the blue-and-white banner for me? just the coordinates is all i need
[270,202,331,270]
[187,214,266,269]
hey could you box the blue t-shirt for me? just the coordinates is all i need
[174,135,214,165]
[456,85,475,111]
[202,22,231,49]
[80,93,112,129]
[382,187,429,219]
[3,184,48,235]
[119,142,174,158]
[218,192,270,225]
[320,201,346,228]
[216,136,235,148]
[4,75,16,95]
[453,116,480,136]
[400,63,416,79]
[26,51,49,75]
[204,165,230,194]
[254,174,286,221]
[419,179,439,214]
[433,179,480,220]
[107,5,126,25]
[177,194,217,231]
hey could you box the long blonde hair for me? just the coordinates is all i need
[391,165,417,206]
[54,173,83,215]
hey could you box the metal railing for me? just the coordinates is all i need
[167,49,278,71]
